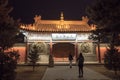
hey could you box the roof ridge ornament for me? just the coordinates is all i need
[60,12,64,21]
[56,12,69,29]
[34,15,41,24]
[82,16,89,23]
[90,24,96,30]
[60,12,64,26]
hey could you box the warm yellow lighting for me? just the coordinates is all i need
[91,24,96,30]
[20,25,26,29]
[56,12,70,29]
[56,24,70,29]
[52,33,76,40]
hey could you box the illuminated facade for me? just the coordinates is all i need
[17,13,101,64]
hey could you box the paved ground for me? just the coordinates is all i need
[42,66,111,80]
[15,66,47,80]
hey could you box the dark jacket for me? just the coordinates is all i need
[77,56,84,66]
[68,54,73,61]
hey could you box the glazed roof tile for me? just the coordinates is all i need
[20,15,95,32]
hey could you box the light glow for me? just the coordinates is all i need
[52,33,76,40]
[77,33,90,40]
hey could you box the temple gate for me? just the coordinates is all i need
[18,13,98,64]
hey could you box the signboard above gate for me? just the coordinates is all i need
[52,33,76,40]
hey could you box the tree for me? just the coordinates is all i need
[86,0,120,46]
[104,45,120,75]
[86,0,120,30]
[86,0,120,74]
[0,50,20,80]
[0,0,19,51]
[49,54,54,67]
[89,29,106,63]
[28,43,40,71]
[15,32,25,43]
[0,0,20,80]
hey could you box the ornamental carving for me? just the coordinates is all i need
[29,42,49,54]
[80,42,91,53]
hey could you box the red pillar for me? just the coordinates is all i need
[25,42,28,63]
[50,39,53,55]
[74,41,78,62]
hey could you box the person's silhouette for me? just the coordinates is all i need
[77,53,84,77]
[68,53,73,68]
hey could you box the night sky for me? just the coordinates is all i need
[9,0,96,24]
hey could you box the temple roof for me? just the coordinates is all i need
[20,14,96,32]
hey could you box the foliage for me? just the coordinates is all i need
[0,0,20,80]
[86,0,120,43]
[28,43,40,71]
[49,54,54,67]
[86,0,120,61]
[104,46,120,74]
[15,32,25,43]
[0,0,19,51]
[86,0,120,30]
[0,50,20,80]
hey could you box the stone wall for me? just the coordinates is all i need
[78,42,97,62]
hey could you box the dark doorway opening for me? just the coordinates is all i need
[52,43,75,62]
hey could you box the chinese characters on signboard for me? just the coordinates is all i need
[52,33,77,40]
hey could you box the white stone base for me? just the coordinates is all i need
[38,54,49,63]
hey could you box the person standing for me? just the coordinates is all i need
[68,53,73,68]
[77,53,84,77]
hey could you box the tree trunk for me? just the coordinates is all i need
[98,38,101,63]
[33,64,35,71]
[0,51,4,80]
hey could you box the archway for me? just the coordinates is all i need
[52,43,75,62]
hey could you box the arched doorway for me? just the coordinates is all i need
[52,43,75,62]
